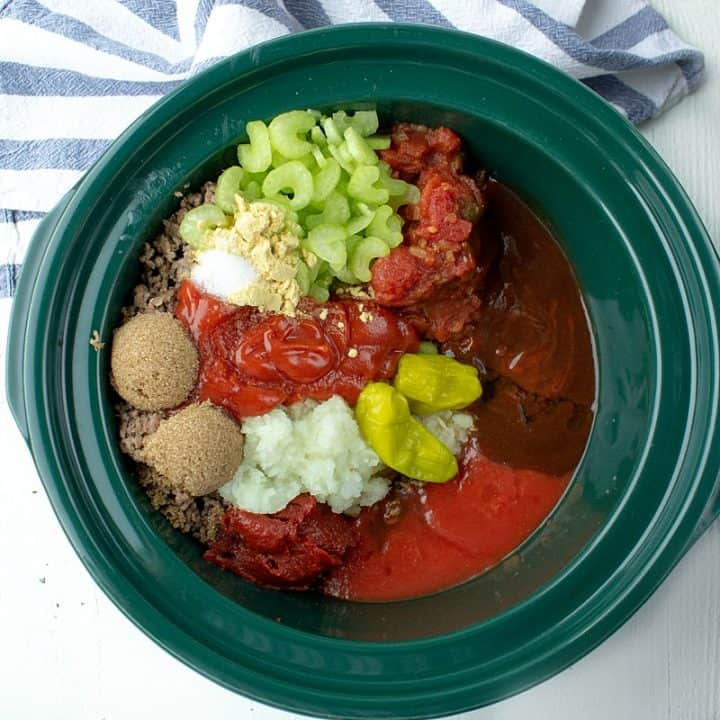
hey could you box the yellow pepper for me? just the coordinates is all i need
[394,353,482,415]
[355,382,458,483]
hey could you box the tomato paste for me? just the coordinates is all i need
[205,495,357,590]
[175,279,419,419]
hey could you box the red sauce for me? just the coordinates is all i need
[324,437,567,601]
[175,279,419,419]
[205,495,358,590]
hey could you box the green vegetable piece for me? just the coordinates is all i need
[242,180,261,201]
[349,235,389,282]
[268,110,316,159]
[310,125,327,147]
[215,166,244,214]
[366,135,391,150]
[344,127,378,166]
[347,165,390,205]
[333,265,360,285]
[178,204,231,249]
[345,203,375,235]
[261,160,314,210]
[306,191,350,229]
[333,110,379,137]
[312,158,341,203]
[418,341,439,355]
[308,284,330,302]
[368,205,403,247]
[311,145,327,167]
[394,354,483,415]
[238,120,272,173]
[303,224,347,270]
[356,382,458,483]
[321,117,343,145]
[295,260,312,294]
[327,142,356,174]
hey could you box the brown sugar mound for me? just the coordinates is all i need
[143,402,244,496]
[111,313,198,411]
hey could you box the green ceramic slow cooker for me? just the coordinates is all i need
[6,25,720,719]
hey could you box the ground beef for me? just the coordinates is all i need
[116,402,164,463]
[138,465,228,544]
[116,182,225,543]
[121,183,215,321]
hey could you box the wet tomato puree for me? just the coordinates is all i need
[325,438,568,601]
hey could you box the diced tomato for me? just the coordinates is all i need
[380,123,463,178]
[372,125,486,339]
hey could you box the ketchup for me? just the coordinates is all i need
[175,279,419,419]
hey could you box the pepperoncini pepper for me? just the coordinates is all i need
[394,353,482,415]
[355,382,458,483]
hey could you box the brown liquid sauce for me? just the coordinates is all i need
[445,179,595,475]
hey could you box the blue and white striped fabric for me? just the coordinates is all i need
[0,0,705,300]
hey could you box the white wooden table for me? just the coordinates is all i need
[1,2,718,718]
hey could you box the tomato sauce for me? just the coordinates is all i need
[175,280,419,419]
[324,437,567,601]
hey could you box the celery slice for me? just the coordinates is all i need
[303,224,347,270]
[348,166,390,205]
[179,204,230,248]
[268,110,316,159]
[368,205,403,247]
[215,166,244,214]
[311,158,341,203]
[261,160,314,210]
[238,120,272,173]
[349,236,390,282]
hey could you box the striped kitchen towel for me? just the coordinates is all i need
[0,0,705,299]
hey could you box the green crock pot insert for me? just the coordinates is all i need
[7,25,719,719]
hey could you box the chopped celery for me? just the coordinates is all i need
[327,143,356,175]
[332,110,379,137]
[366,135,391,150]
[179,204,230,248]
[311,158,341,203]
[268,110,316,159]
[321,117,343,145]
[295,260,312,294]
[310,125,327,147]
[303,224,347,270]
[306,191,350,229]
[344,127,378,165]
[238,120,272,173]
[349,236,390,282]
[345,204,374,235]
[215,166,244,213]
[368,205,403,247]
[227,108,419,295]
[261,160,314,210]
[348,166,390,205]
[308,283,330,303]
